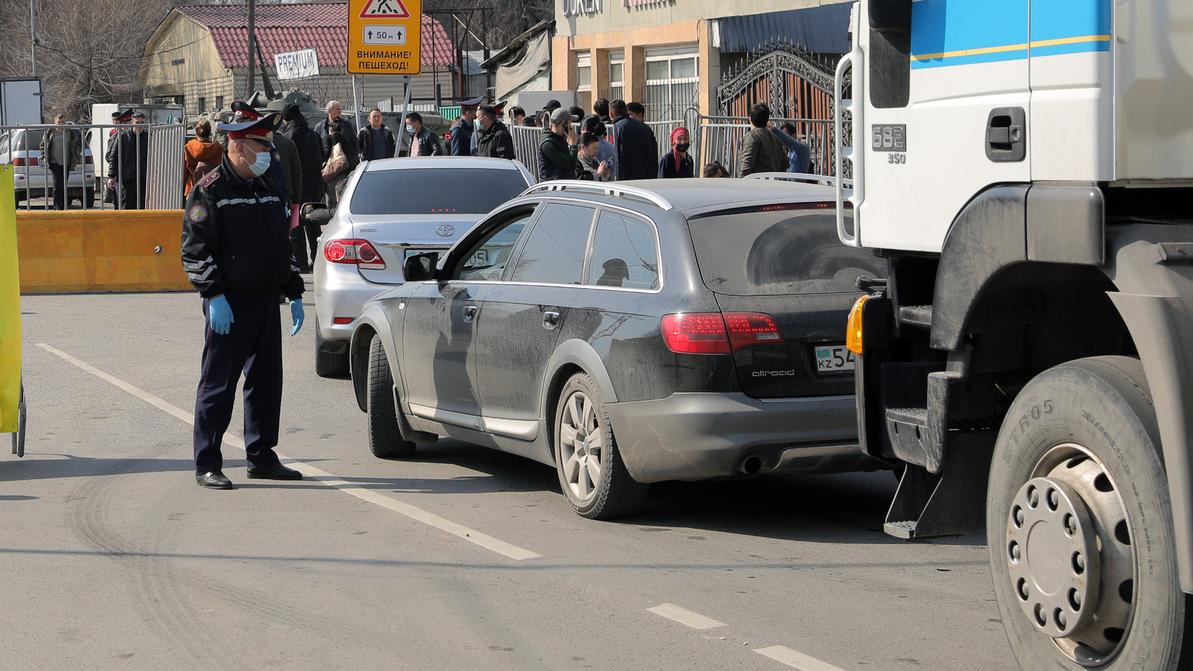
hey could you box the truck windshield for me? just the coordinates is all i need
[686,204,884,296]
[351,167,528,215]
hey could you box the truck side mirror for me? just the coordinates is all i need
[403,252,438,282]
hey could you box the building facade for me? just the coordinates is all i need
[552,0,851,122]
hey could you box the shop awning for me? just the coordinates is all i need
[716,4,852,55]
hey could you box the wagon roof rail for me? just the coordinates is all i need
[745,172,851,189]
[520,181,674,211]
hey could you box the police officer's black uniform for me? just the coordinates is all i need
[181,109,304,489]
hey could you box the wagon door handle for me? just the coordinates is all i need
[463,305,479,321]
[542,310,560,329]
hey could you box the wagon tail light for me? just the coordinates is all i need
[661,312,784,355]
[324,238,386,270]
[13,157,38,167]
[84,155,94,164]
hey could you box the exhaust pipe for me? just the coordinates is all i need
[739,455,763,475]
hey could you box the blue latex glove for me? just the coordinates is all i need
[289,300,304,337]
[208,295,234,335]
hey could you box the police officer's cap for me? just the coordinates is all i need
[218,101,281,141]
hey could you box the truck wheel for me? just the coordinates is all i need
[366,334,415,459]
[314,317,349,378]
[553,372,648,519]
[988,356,1186,670]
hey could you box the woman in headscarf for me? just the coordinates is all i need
[657,126,694,178]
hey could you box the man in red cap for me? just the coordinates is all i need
[181,101,306,489]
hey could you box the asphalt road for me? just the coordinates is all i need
[4,289,1016,670]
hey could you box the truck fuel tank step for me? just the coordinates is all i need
[898,304,933,328]
[885,406,938,473]
[884,433,994,540]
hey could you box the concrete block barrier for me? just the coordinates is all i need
[16,210,190,294]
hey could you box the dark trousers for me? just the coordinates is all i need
[49,163,67,210]
[289,227,311,272]
[117,178,146,210]
[304,221,321,266]
[193,294,284,474]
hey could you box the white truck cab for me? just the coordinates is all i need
[835,1,1193,668]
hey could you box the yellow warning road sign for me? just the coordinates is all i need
[347,0,422,75]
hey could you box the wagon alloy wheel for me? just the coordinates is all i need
[552,372,648,519]
[1005,444,1135,666]
[558,390,602,503]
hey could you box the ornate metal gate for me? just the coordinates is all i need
[712,41,849,176]
[717,41,838,119]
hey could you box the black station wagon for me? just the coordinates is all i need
[349,178,887,518]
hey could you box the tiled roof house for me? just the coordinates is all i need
[143,2,467,119]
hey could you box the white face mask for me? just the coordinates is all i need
[244,144,271,177]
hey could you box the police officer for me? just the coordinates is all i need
[181,103,305,489]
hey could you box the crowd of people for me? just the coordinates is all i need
[527,98,811,183]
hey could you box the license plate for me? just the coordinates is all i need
[815,345,855,372]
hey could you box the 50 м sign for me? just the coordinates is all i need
[347,0,422,74]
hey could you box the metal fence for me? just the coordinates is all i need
[0,122,184,211]
[694,116,834,178]
[510,119,687,182]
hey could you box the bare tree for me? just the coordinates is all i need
[0,0,178,120]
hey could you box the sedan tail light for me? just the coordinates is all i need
[323,238,386,270]
[662,312,784,355]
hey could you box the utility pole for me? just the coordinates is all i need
[29,0,37,79]
[246,0,256,97]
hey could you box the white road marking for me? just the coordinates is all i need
[646,603,727,630]
[36,343,541,561]
[754,646,847,671]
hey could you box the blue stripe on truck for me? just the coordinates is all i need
[909,0,1111,69]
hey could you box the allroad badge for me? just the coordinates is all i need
[435,224,456,238]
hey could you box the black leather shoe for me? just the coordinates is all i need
[246,463,303,480]
[196,471,234,489]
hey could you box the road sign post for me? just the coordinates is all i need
[347,0,422,76]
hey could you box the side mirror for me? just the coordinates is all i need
[403,252,439,282]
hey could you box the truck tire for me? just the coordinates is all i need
[366,334,415,459]
[315,317,349,378]
[553,372,648,519]
[988,356,1186,670]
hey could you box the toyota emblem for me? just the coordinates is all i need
[435,224,456,238]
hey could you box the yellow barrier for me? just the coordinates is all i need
[16,209,191,294]
[1,166,20,433]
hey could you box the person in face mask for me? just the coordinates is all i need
[657,126,694,178]
[474,105,515,160]
[181,101,306,490]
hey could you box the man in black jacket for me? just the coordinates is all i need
[314,100,358,161]
[181,106,305,490]
[357,108,396,161]
[281,104,326,268]
[106,112,150,209]
[610,99,657,180]
[474,105,515,160]
[538,108,581,181]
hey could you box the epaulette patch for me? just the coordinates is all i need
[196,168,222,189]
[187,203,208,223]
